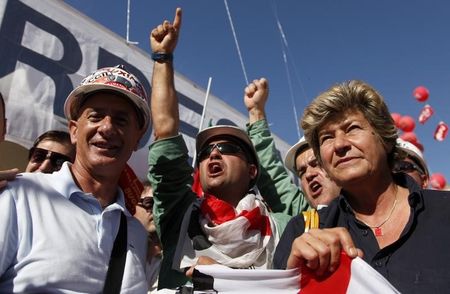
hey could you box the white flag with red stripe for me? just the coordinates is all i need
[185,253,400,293]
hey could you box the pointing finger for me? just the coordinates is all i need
[173,7,182,31]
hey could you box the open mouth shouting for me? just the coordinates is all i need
[309,180,323,197]
[207,160,224,177]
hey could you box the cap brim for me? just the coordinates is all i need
[284,137,309,174]
[64,83,150,131]
[396,139,429,177]
[196,126,252,152]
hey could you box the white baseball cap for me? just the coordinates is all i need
[284,136,310,174]
[396,138,429,177]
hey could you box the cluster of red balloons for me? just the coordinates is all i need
[412,86,448,142]
[391,112,423,151]
[391,86,448,190]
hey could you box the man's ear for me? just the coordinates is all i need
[421,175,429,189]
[68,120,78,145]
[248,163,258,180]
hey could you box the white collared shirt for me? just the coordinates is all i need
[0,162,148,293]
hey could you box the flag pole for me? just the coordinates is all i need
[126,0,138,45]
[192,77,213,168]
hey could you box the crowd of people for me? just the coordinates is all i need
[1,7,449,294]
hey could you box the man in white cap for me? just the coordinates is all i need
[244,78,340,210]
[148,8,305,290]
[284,136,341,209]
[394,138,429,189]
[0,65,149,293]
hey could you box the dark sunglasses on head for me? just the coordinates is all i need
[393,160,425,175]
[197,142,244,162]
[137,196,154,210]
[28,147,72,170]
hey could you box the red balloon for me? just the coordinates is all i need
[413,86,429,102]
[400,132,417,144]
[430,173,447,190]
[418,104,434,124]
[391,112,402,128]
[434,121,449,141]
[398,116,416,132]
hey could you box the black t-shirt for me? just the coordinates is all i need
[274,174,450,293]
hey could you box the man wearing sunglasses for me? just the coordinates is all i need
[394,138,429,189]
[134,181,162,293]
[0,65,150,292]
[25,130,75,173]
[0,130,74,189]
[148,9,303,290]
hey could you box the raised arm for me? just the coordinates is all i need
[245,78,309,216]
[245,78,269,124]
[150,7,182,140]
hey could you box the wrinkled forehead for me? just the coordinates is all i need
[296,148,315,162]
[318,109,370,135]
[80,91,134,111]
[78,91,141,123]
[36,139,68,150]
[295,148,317,169]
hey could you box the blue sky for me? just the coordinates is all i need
[65,0,450,183]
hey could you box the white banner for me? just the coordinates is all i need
[0,0,291,179]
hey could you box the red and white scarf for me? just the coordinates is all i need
[172,190,278,271]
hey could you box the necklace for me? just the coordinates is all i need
[353,192,398,237]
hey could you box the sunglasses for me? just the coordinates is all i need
[197,142,244,162]
[393,160,425,175]
[137,196,154,210]
[28,147,72,171]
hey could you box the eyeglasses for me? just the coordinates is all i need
[393,161,425,175]
[28,147,73,171]
[137,196,154,210]
[197,142,244,162]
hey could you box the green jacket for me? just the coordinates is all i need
[148,123,308,289]
[247,119,309,219]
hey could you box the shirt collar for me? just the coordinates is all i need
[49,162,130,216]
[337,172,423,212]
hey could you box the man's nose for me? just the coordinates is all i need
[38,158,55,173]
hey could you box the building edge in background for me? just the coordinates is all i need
[0,0,291,179]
